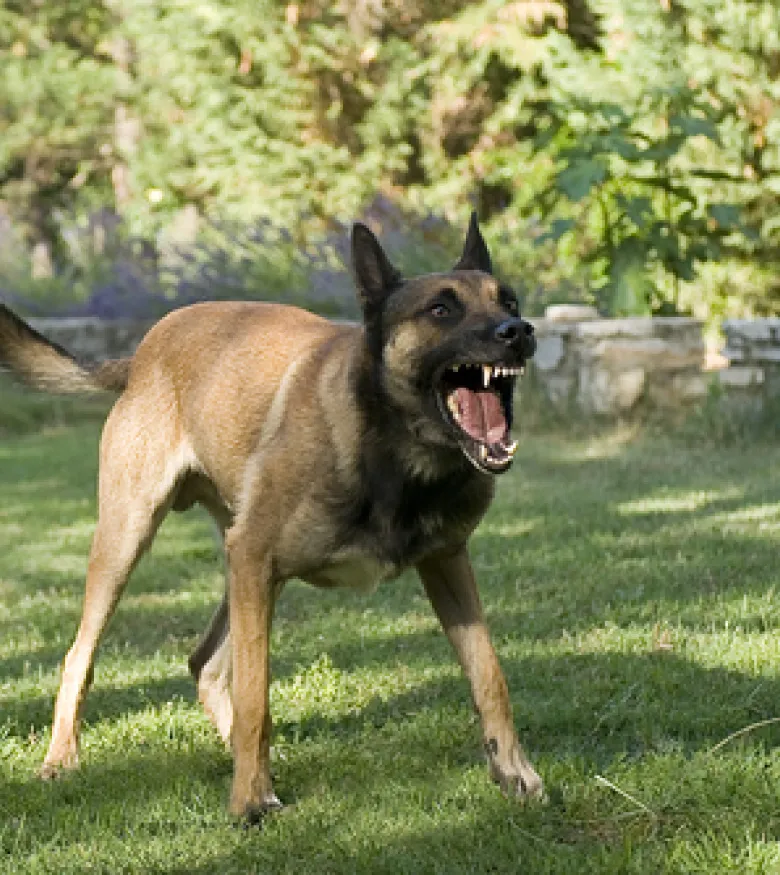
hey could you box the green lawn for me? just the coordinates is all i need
[1,409,780,873]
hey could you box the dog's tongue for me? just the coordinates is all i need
[452,388,506,444]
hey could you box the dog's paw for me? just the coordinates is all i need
[487,741,546,802]
[38,755,79,781]
[496,764,546,801]
[234,792,284,827]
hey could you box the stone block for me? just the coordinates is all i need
[531,319,576,337]
[29,317,150,361]
[534,373,576,407]
[543,304,599,322]
[722,318,780,343]
[533,333,565,371]
[644,372,708,407]
[584,338,703,370]
[721,346,745,362]
[670,372,708,401]
[579,366,646,414]
[716,366,764,388]
[575,317,655,339]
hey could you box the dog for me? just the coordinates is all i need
[0,213,542,820]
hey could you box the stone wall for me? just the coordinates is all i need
[24,311,780,417]
[29,317,152,360]
[719,318,780,405]
[532,307,707,415]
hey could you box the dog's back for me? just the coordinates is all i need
[1,299,361,513]
[123,301,360,509]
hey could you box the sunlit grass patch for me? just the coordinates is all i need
[617,487,744,515]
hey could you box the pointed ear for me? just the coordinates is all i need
[454,211,493,274]
[351,223,402,307]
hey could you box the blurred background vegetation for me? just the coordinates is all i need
[1,0,779,322]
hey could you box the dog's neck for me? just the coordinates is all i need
[354,342,465,481]
[345,342,493,565]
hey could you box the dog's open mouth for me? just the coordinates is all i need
[436,363,524,474]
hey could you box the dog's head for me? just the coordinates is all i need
[352,212,536,476]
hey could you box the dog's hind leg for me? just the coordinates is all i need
[40,399,189,778]
[189,594,233,745]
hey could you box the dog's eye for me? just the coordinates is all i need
[430,302,451,318]
[499,284,519,316]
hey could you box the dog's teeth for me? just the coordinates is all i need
[453,364,460,372]
[479,444,488,462]
[506,440,518,456]
[482,365,491,388]
[447,394,459,418]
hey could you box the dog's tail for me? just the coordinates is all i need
[0,302,131,394]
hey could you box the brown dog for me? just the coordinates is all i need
[0,214,542,820]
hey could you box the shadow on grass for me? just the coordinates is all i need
[5,646,780,776]
[1,675,198,737]
[3,423,780,870]
[3,517,779,747]
[2,651,780,873]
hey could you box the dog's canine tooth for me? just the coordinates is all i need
[482,365,491,388]
[479,444,488,462]
[506,440,519,456]
[447,394,459,418]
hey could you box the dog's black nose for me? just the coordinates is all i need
[495,318,523,343]
[495,318,536,357]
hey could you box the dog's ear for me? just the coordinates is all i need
[351,223,402,308]
[454,211,493,274]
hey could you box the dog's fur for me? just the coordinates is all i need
[0,215,542,819]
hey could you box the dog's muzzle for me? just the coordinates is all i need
[494,317,536,359]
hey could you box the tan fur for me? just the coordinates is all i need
[1,218,544,821]
[0,303,131,393]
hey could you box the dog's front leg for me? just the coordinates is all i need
[417,547,544,800]
[225,532,281,822]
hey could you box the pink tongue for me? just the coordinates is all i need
[452,388,507,445]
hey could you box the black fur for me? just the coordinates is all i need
[341,358,493,567]
[454,212,493,274]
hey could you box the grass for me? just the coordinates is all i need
[1,402,780,872]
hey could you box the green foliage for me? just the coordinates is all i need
[538,87,748,315]
[2,1,780,318]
